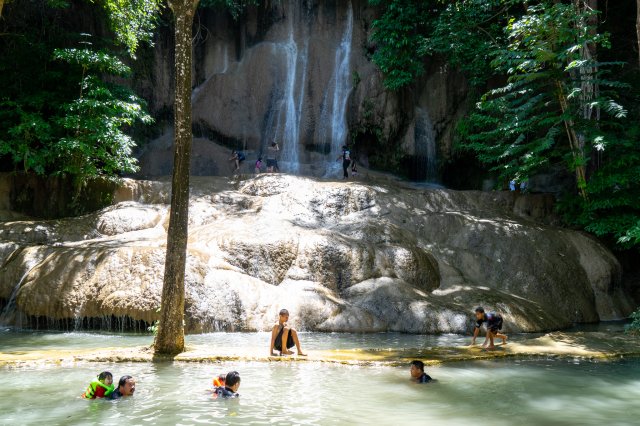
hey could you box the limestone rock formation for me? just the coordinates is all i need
[139,0,466,179]
[0,175,633,333]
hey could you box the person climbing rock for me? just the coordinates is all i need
[471,306,507,349]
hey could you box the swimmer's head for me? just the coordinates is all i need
[117,375,135,396]
[98,371,113,386]
[225,371,241,392]
[410,360,424,378]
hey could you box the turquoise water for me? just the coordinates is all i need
[0,329,639,425]
[0,358,638,425]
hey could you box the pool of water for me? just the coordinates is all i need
[0,328,638,425]
[0,358,638,425]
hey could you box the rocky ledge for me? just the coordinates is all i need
[0,174,634,333]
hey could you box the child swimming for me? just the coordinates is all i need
[82,371,115,399]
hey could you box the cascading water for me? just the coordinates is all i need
[415,107,438,182]
[276,0,308,174]
[320,2,353,175]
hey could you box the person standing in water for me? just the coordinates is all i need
[269,309,306,356]
[471,306,507,349]
[336,145,351,179]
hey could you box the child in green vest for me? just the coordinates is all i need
[82,371,115,399]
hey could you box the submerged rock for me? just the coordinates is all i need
[0,175,634,333]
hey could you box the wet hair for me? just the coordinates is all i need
[118,375,133,389]
[475,307,485,314]
[98,371,112,381]
[279,308,289,316]
[411,360,424,372]
[225,371,241,387]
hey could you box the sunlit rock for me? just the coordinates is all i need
[0,175,633,333]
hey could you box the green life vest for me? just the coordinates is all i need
[83,379,115,399]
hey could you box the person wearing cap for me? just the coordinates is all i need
[471,306,507,349]
[269,308,307,356]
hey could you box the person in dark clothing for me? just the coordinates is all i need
[336,145,351,179]
[269,309,306,356]
[213,371,241,399]
[108,375,136,399]
[410,360,433,383]
[472,306,507,349]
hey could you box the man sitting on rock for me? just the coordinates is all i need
[269,308,307,356]
[471,306,507,349]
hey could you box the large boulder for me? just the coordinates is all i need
[0,175,633,333]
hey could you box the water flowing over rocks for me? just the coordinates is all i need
[0,175,634,333]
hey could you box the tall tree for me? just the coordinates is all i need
[153,0,198,355]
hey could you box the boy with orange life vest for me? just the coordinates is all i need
[212,373,226,388]
[82,371,115,399]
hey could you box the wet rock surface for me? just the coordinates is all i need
[0,175,634,333]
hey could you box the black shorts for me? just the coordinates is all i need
[266,159,276,167]
[488,319,503,333]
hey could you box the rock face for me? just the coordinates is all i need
[138,0,466,179]
[0,175,633,333]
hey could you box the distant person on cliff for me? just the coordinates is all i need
[213,371,241,399]
[229,150,245,172]
[266,142,279,172]
[269,308,307,356]
[336,145,351,179]
[471,307,507,349]
[108,375,136,399]
[82,371,115,399]
[409,360,433,383]
[255,157,263,174]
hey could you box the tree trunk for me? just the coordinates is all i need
[154,0,198,355]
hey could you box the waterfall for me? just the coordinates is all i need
[318,2,353,175]
[415,108,438,182]
[277,0,308,174]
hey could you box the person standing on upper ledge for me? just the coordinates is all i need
[266,142,279,172]
[336,145,351,179]
[269,308,307,356]
[471,306,508,350]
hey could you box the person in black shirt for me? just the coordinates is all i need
[472,306,507,349]
[108,375,136,399]
[213,371,241,399]
[409,360,433,383]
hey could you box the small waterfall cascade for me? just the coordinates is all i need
[275,0,309,174]
[415,107,438,182]
[320,2,354,175]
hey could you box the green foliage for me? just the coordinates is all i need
[461,2,626,185]
[369,0,522,89]
[369,0,432,90]
[625,308,640,335]
[0,3,152,187]
[101,0,162,56]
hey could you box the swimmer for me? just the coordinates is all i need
[213,371,241,399]
[269,308,306,356]
[82,371,115,399]
[410,360,433,383]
